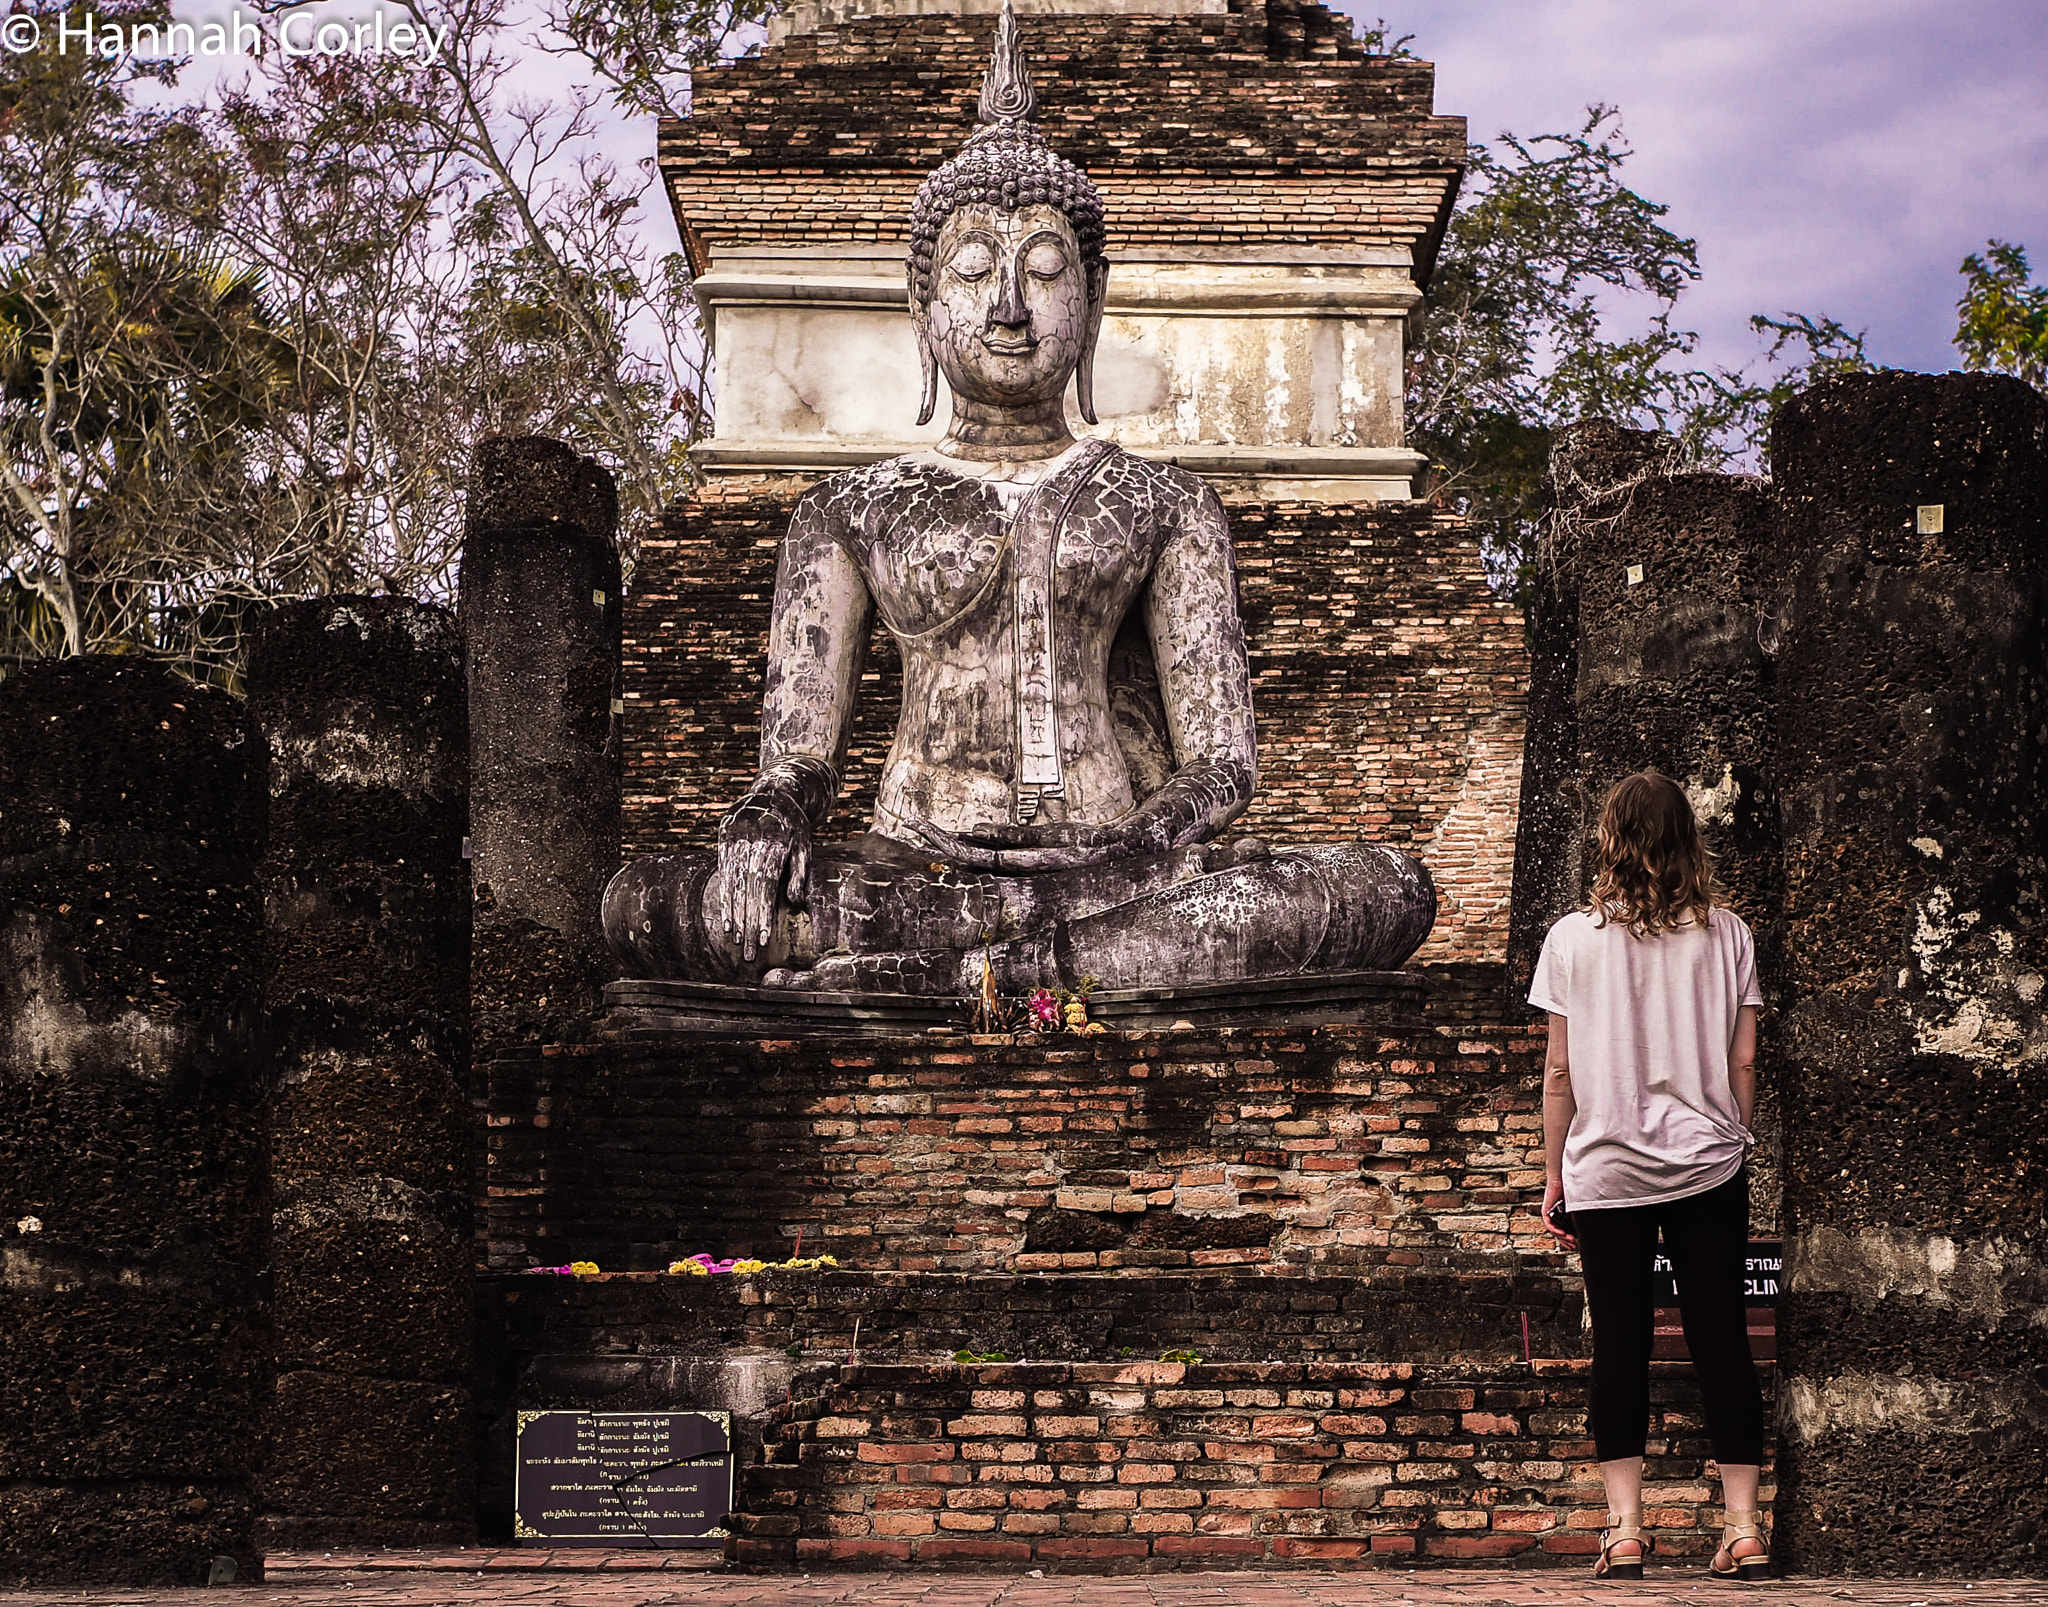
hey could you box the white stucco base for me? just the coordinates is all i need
[692,246,1427,502]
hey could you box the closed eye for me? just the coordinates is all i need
[948,242,996,281]
[1024,243,1068,280]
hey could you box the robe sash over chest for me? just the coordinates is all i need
[1011,438,1116,823]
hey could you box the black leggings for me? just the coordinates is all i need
[1573,1167,1765,1466]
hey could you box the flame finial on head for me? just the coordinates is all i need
[977,0,1038,124]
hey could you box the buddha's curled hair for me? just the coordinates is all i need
[907,0,1103,306]
[907,121,1105,306]
[1589,770,1720,937]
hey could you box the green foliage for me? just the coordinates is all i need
[0,243,303,674]
[1409,104,1872,603]
[953,1349,1009,1363]
[1955,240,2048,389]
[1158,1349,1202,1365]
[0,0,714,682]
[1410,107,1705,597]
[1356,17,1416,58]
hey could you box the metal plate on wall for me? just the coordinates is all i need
[515,1410,732,1546]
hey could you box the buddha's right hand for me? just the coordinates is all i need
[711,757,834,962]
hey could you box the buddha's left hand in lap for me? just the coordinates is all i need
[903,755,1254,873]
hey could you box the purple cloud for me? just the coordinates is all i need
[1364,0,2048,375]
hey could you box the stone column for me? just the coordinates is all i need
[246,597,474,1548]
[0,659,267,1585]
[1511,422,1670,987]
[461,436,623,1059]
[1771,371,2048,1574]
[1513,423,1783,957]
[1506,481,1585,995]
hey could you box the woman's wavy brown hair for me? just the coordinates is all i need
[1590,770,1719,935]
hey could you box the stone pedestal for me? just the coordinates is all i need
[247,597,475,1548]
[0,660,267,1585]
[1771,372,2048,1575]
[471,973,1587,1541]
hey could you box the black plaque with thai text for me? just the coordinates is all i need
[515,1410,732,1546]
[1651,1240,1782,1307]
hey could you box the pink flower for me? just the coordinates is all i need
[1028,988,1059,1027]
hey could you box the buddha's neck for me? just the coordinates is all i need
[940,396,1074,463]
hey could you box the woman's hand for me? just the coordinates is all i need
[1541,1176,1578,1250]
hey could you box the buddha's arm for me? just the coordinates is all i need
[1126,476,1258,840]
[713,489,873,958]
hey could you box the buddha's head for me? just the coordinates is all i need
[907,1,1108,432]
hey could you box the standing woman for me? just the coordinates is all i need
[1530,771,1770,1581]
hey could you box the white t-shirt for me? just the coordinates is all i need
[1528,908,1764,1211]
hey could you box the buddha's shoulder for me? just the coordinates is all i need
[791,445,1214,519]
[811,452,972,494]
[1090,446,1216,509]
[790,454,977,526]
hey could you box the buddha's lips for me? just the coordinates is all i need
[981,335,1038,354]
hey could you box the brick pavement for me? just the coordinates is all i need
[5,1553,2047,1607]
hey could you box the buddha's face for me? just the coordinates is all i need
[915,203,1102,413]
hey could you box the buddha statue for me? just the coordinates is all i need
[603,3,1437,998]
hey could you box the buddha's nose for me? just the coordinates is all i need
[985,259,1030,333]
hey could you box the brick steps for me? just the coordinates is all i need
[729,1358,1775,1572]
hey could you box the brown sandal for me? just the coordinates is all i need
[1595,1509,1647,1580]
[1710,1508,1771,1581]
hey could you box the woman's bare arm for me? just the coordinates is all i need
[1730,1003,1759,1130]
[1541,1011,1577,1246]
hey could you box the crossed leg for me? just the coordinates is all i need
[606,834,1435,995]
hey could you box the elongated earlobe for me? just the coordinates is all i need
[1075,262,1109,426]
[909,266,941,427]
[916,334,941,427]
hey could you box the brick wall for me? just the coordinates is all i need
[482,976,1559,1287]
[474,1258,1582,1544]
[661,3,1464,264]
[731,1358,1776,1571]
[483,1260,1583,1371]
[620,486,1524,964]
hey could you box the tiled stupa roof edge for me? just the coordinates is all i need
[658,6,1467,175]
[660,0,1466,280]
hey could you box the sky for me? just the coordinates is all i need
[1359,0,2048,377]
